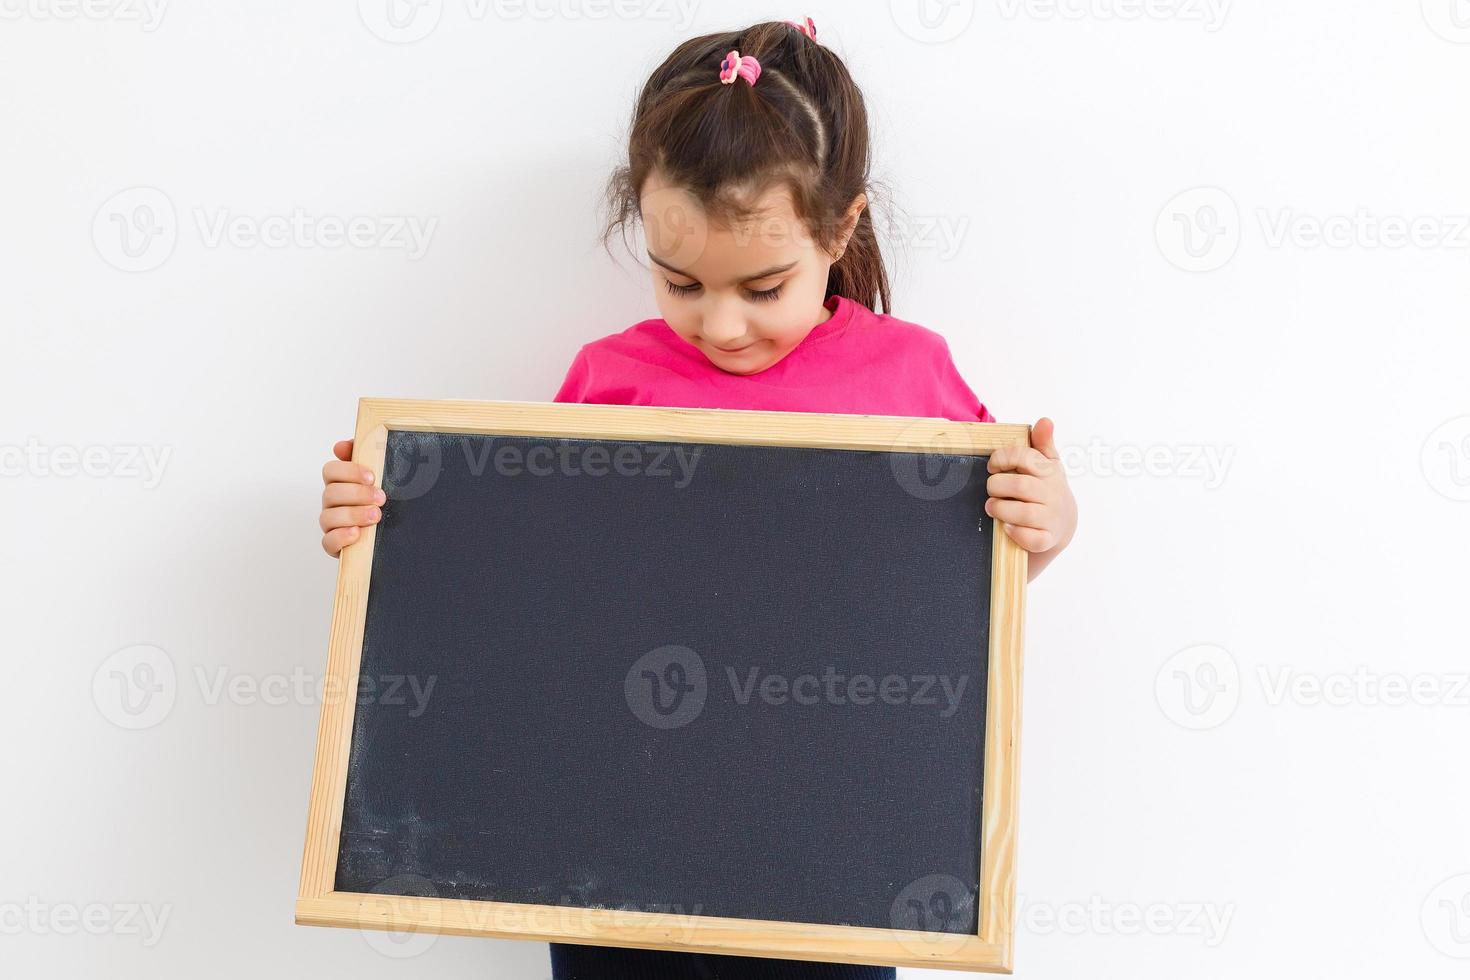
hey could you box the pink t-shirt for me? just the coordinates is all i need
[552,293,995,423]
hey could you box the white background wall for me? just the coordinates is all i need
[4,2,1469,978]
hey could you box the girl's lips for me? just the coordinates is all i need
[713,343,754,353]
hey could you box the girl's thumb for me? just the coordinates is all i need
[1031,417,1059,459]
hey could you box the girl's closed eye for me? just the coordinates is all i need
[662,278,786,303]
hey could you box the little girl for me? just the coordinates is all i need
[318,17,1076,980]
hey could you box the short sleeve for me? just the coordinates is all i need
[934,337,995,423]
[552,348,590,404]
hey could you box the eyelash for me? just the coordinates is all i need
[664,280,785,303]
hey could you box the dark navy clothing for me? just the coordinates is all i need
[549,944,896,979]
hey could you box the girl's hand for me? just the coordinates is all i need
[319,439,384,557]
[985,418,1077,580]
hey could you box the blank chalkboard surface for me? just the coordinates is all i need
[298,400,1028,973]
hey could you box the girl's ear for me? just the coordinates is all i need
[834,193,869,257]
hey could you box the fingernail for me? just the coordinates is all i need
[364,471,375,484]
[368,508,381,522]
[374,490,386,505]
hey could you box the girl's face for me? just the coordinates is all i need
[640,170,865,376]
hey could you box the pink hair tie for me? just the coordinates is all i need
[719,49,762,86]
[786,16,817,40]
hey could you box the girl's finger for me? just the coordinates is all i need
[1004,523,1054,553]
[985,472,1047,504]
[322,525,361,557]
[985,497,1048,529]
[322,459,375,487]
[319,505,382,534]
[322,483,387,508]
[333,439,355,462]
[987,446,1052,478]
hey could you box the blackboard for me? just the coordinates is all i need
[298,400,1028,973]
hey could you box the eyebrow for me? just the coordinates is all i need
[647,252,798,284]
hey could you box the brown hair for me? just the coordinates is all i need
[602,21,892,315]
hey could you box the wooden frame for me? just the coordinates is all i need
[297,398,1029,973]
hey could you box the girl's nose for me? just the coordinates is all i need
[699,313,747,346]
